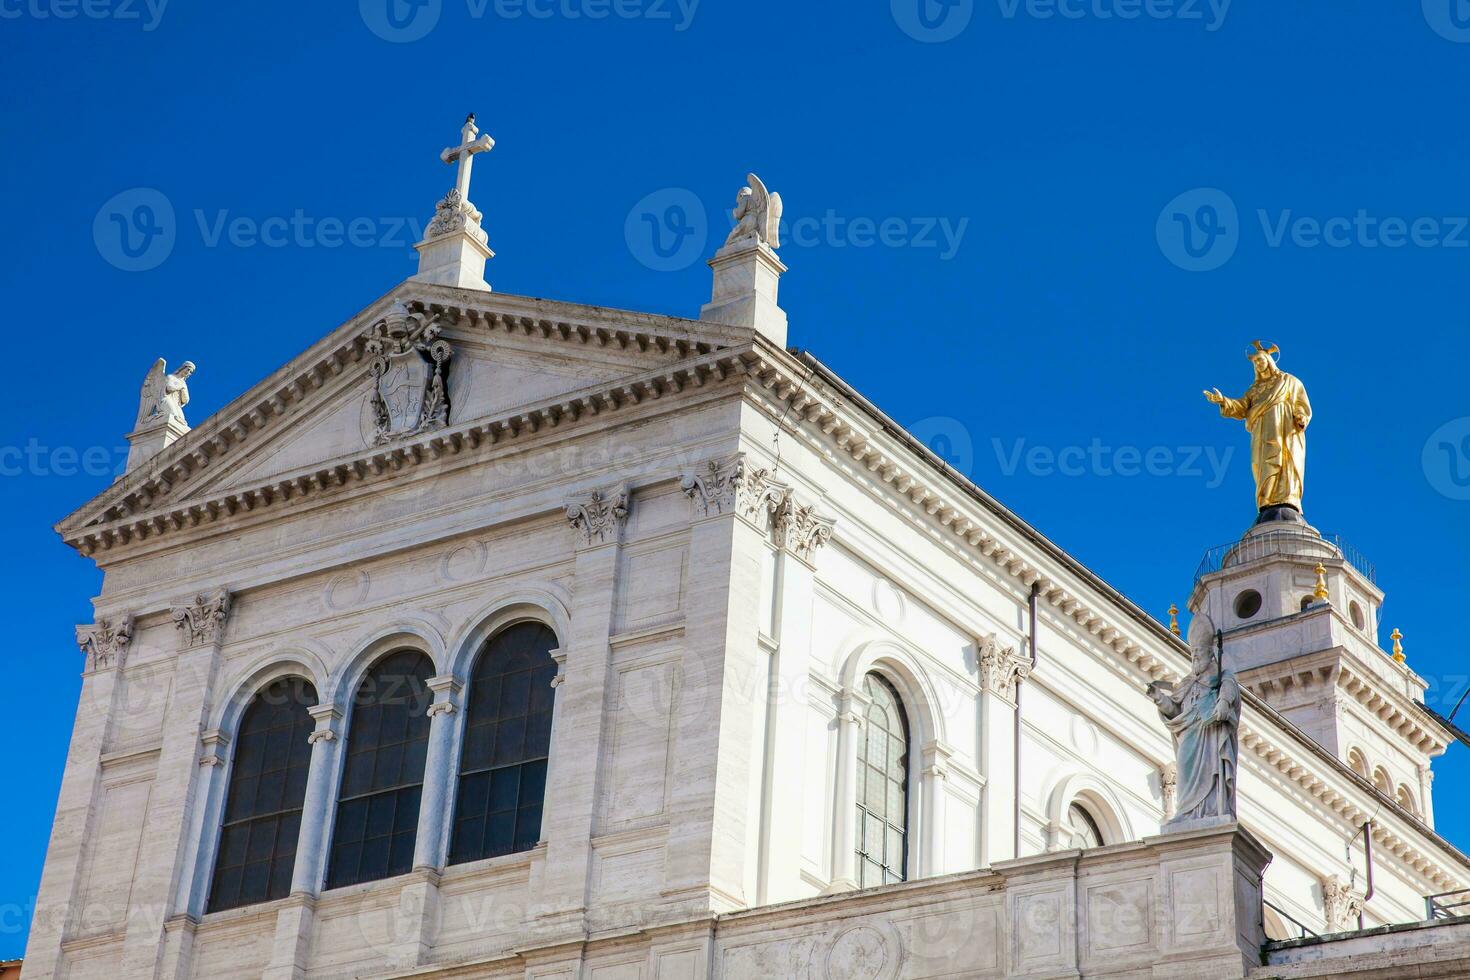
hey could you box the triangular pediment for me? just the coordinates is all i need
[59,281,755,549]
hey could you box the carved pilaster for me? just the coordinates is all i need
[1322,875,1364,933]
[307,705,343,745]
[199,729,231,768]
[77,615,134,673]
[565,487,629,546]
[425,675,463,718]
[1160,763,1178,819]
[172,588,233,649]
[977,634,1030,703]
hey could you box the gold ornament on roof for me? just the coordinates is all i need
[1168,604,1182,637]
[1390,629,1405,664]
[1314,563,1330,602]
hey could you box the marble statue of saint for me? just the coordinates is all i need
[1148,612,1241,827]
[723,173,782,250]
[136,358,197,430]
[1204,341,1312,519]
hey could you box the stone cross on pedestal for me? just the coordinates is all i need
[414,113,496,292]
[441,113,495,209]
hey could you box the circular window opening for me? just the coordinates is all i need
[1300,595,1315,611]
[1234,590,1263,620]
[1350,602,1365,631]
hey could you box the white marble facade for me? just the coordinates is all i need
[26,160,1470,979]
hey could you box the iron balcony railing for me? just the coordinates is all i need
[1194,528,1377,587]
[1264,899,1319,941]
[1426,888,1470,920]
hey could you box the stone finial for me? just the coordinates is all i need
[700,173,789,346]
[413,113,495,292]
[1314,563,1330,602]
[126,358,196,471]
[1391,628,1405,664]
[77,615,134,673]
[172,589,233,648]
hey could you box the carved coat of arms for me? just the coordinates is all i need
[363,302,454,446]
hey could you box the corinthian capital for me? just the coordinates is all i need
[977,633,1029,702]
[172,588,234,649]
[566,486,630,546]
[77,615,134,673]
[773,496,835,564]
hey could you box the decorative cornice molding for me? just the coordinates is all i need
[565,486,630,546]
[77,615,134,673]
[171,588,233,649]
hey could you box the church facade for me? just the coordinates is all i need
[25,120,1470,979]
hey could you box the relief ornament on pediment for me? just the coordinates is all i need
[362,302,454,447]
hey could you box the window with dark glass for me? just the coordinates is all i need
[449,622,558,865]
[855,672,909,888]
[208,676,318,912]
[1068,802,1105,849]
[326,650,434,889]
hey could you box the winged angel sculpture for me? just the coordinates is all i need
[723,173,782,251]
[136,358,196,431]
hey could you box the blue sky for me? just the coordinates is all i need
[3,0,1470,956]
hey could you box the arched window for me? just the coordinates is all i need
[1372,767,1392,797]
[208,676,318,912]
[1396,784,1418,816]
[1347,748,1369,778]
[326,650,434,889]
[856,673,909,888]
[1067,802,1105,849]
[449,622,559,865]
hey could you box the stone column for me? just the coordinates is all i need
[828,686,871,892]
[414,675,465,872]
[526,486,629,940]
[976,634,1028,866]
[920,740,954,878]
[127,590,234,980]
[262,704,343,980]
[22,616,134,980]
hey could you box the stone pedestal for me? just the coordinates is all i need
[126,414,189,472]
[412,225,493,292]
[699,241,788,346]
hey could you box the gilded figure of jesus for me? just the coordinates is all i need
[1204,341,1312,517]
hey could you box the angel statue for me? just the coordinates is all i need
[723,173,782,251]
[135,358,197,431]
[1147,612,1241,829]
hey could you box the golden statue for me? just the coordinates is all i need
[1203,341,1313,520]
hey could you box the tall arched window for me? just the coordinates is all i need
[1347,747,1369,778]
[208,676,318,912]
[326,650,434,889]
[856,673,909,888]
[449,622,558,865]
